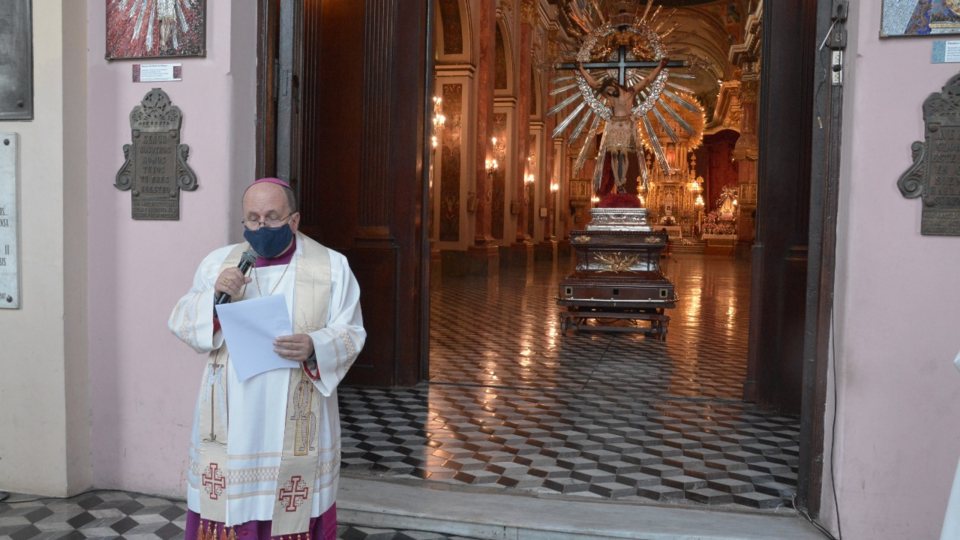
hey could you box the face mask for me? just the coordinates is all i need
[243,224,293,259]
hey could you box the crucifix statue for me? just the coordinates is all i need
[557,44,683,196]
[548,3,702,204]
[578,54,668,194]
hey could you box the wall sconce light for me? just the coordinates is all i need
[431,135,438,149]
[590,195,599,206]
[486,158,498,173]
[524,173,535,185]
[550,183,559,193]
[432,97,445,128]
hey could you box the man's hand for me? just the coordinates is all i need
[215,268,252,300]
[274,334,315,363]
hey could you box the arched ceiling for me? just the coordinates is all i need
[663,4,739,113]
[546,0,750,118]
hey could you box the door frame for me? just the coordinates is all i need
[796,0,848,519]
[254,0,847,521]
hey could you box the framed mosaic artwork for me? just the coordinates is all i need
[106,0,206,60]
[882,0,960,37]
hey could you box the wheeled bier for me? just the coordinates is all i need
[558,212,678,338]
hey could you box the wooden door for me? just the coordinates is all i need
[259,0,431,387]
[744,0,819,414]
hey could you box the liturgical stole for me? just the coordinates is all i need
[198,237,331,538]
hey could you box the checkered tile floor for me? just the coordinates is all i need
[0,491,187,540]
[0,491,475,540]
[339,253,801,510]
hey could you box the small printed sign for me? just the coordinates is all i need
[132,63,182,83]
[932,41,960,63]
[0,133,20,308]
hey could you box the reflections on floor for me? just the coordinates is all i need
[339,254,801,510]
[0,491,476,540]
[428,254,749,399]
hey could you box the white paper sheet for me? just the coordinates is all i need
[215,294,300,382]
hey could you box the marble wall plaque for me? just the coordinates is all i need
[115,88,197,220]
[0,134,20,308]
[899,72,960,235]
[0,1,33,120]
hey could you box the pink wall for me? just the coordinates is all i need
[86,2,257,496]
[832,2,960,537]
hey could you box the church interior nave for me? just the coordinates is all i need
[338,254,800,510]
[337,0,810,517]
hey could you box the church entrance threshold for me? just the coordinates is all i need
[338,255,801,511]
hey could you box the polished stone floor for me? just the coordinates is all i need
[339,253,801,510]
[0,491,476,540]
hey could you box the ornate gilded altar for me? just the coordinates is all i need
[558,208,678,339]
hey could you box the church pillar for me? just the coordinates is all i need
[734,63,760,248]
[434,69,476,254]
[467,0,499,275]
[552,138,565,240]
[529,123,544,241]
[490,105,513,246]
[511,0,536,252]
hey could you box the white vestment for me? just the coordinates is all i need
[168,233,365,527]
[942,455,960,540]
[942,352,960,539]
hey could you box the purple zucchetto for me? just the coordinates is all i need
[251,177,291,189]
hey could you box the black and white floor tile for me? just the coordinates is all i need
[0,491,475,540]
[339,253,801,510]
[0,491,188,540]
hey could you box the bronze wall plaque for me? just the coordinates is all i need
[899,72,960,235]
[0,0,33,121]
[115,88,197,220]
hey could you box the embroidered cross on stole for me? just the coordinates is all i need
[198,235,332,537]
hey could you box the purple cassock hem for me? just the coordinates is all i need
[184,504,337,540]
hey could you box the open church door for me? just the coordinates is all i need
[256,0,433,387]
[745,0,818,414]
[748,0,848,518]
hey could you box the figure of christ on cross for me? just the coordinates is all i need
[576,56,669,194]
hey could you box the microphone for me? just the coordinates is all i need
[215,248,259,305]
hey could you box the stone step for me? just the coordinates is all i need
[669,241,706,254]
[338,476,828,540]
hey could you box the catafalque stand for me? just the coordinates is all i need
[558,208,678,339]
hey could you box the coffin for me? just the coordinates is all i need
[558,208,678,336]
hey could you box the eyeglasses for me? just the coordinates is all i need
[241,213,294,231]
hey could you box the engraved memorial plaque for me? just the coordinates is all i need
[0,1,33,121]
[0,134,20,308]
[115,88,197,220]
[899,72,960,235]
